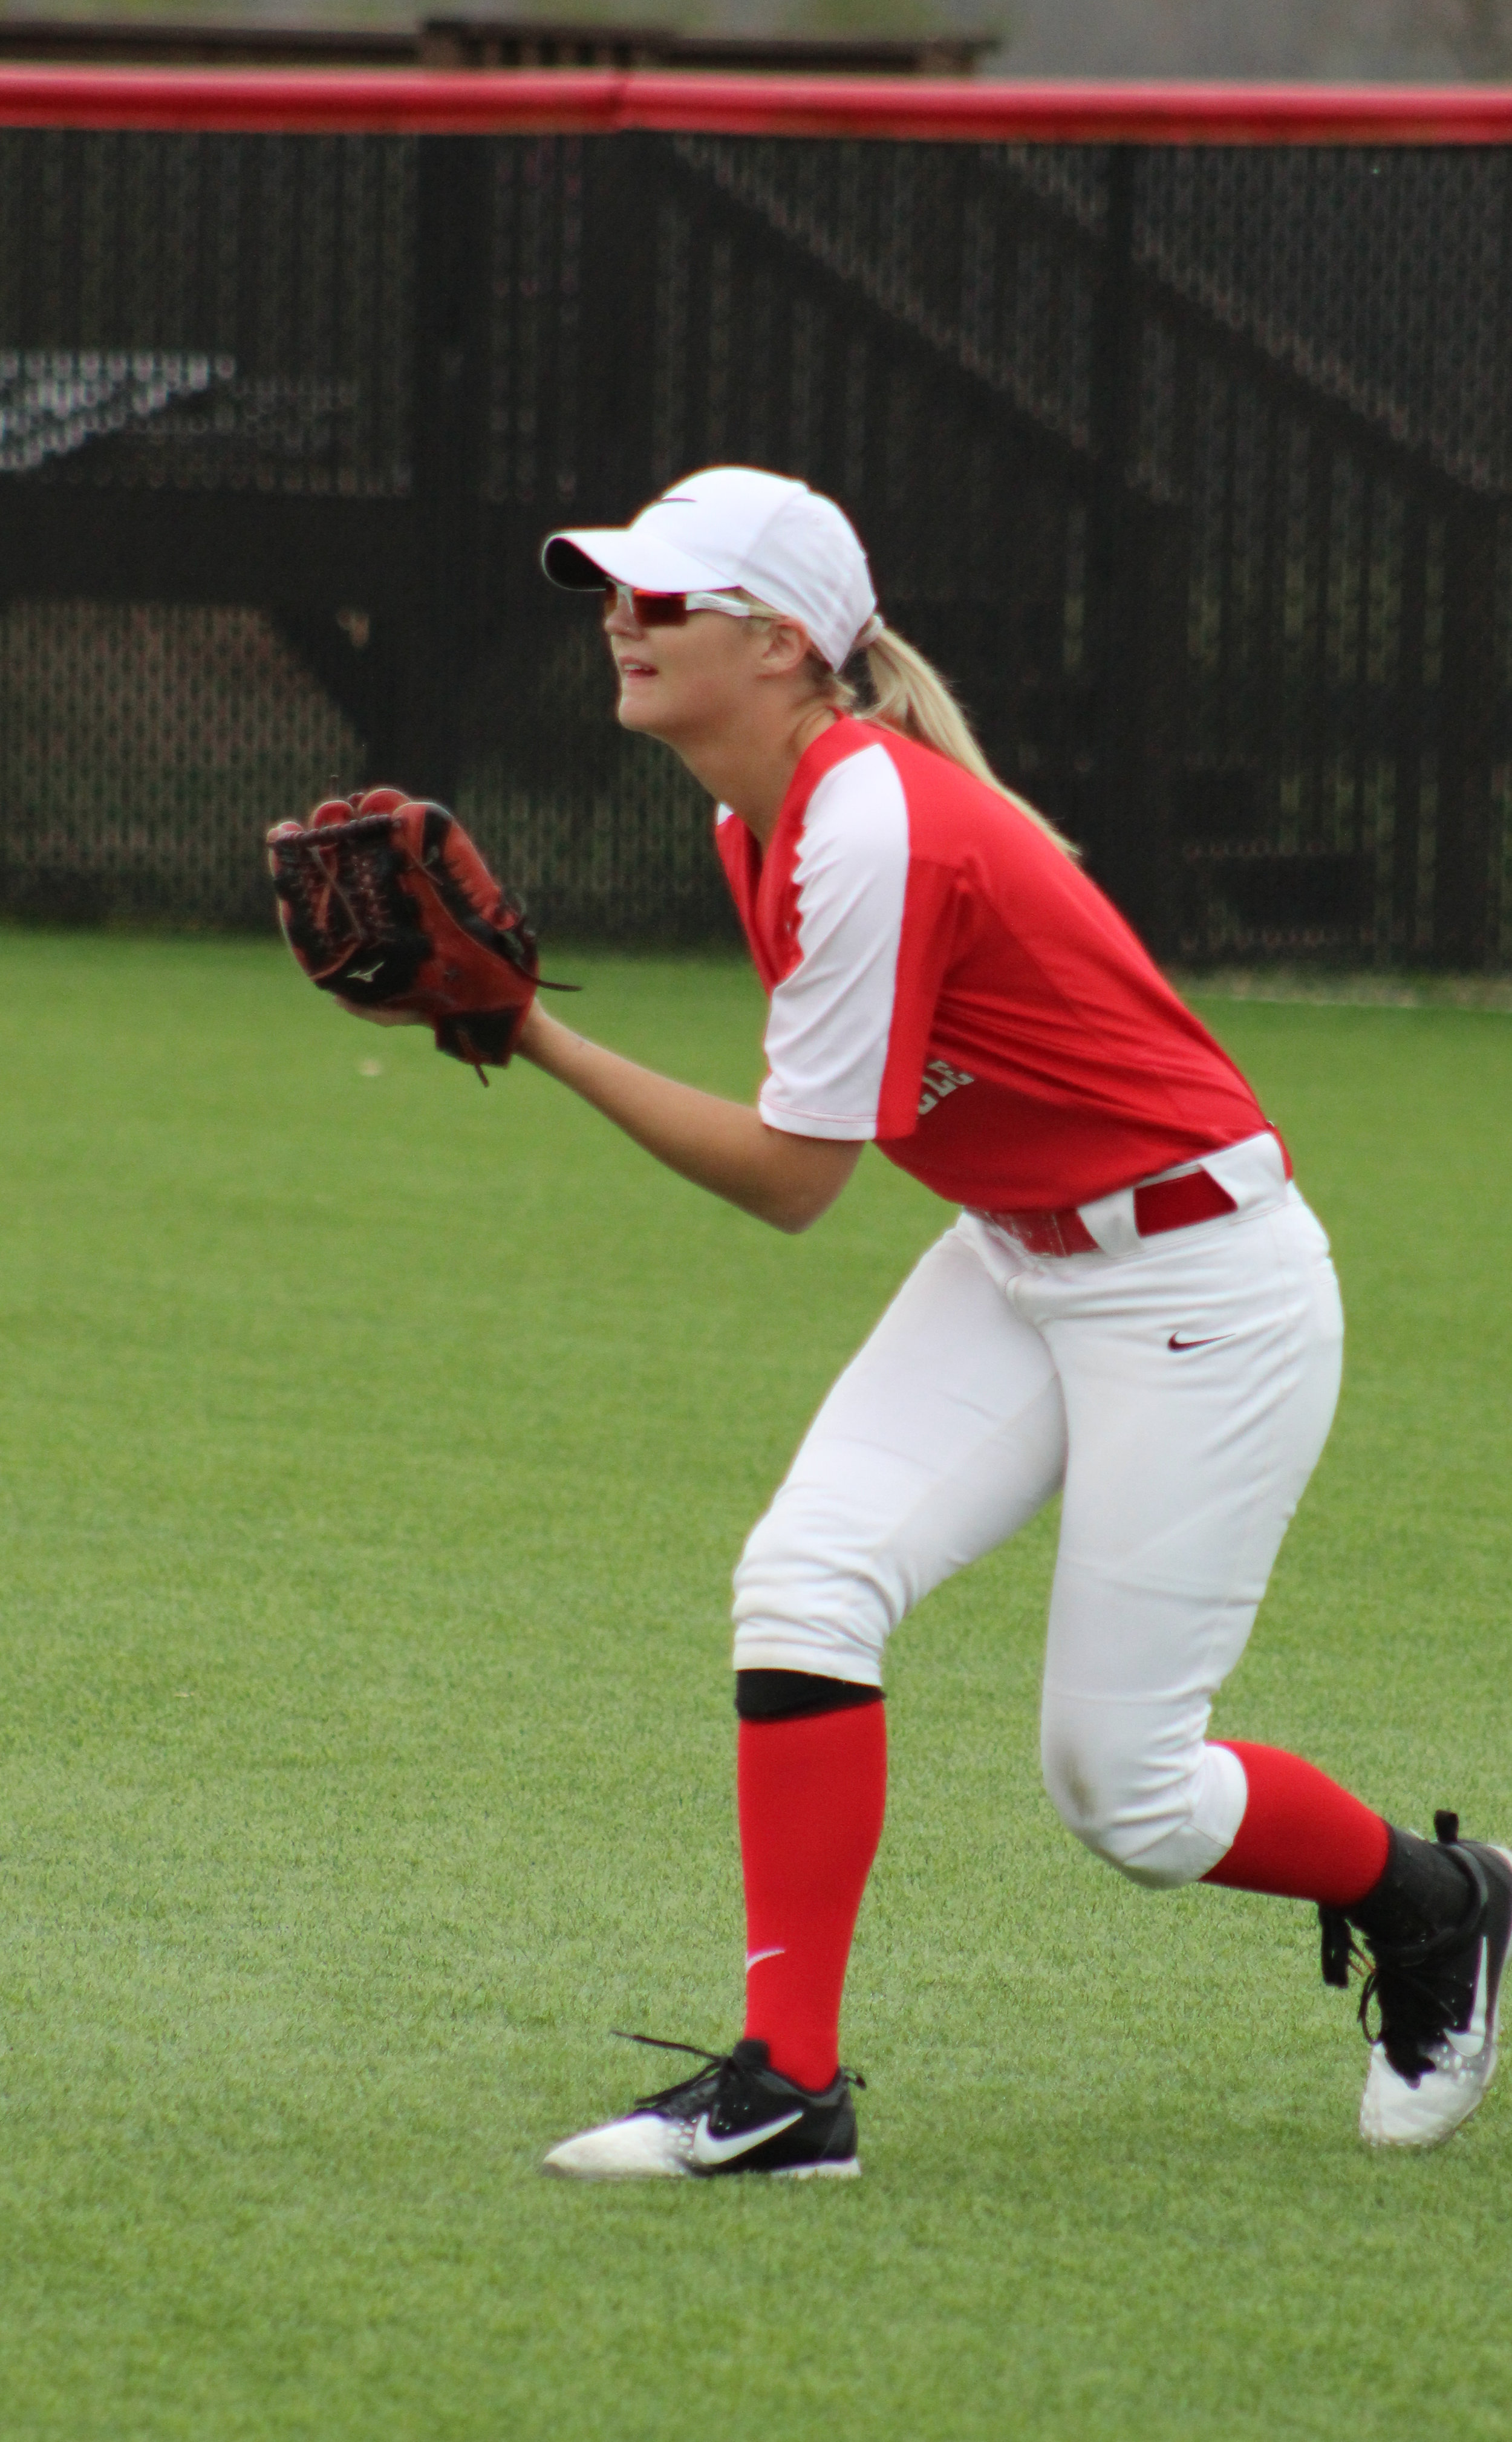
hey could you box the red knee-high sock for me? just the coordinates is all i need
[738,1704,887,2092]
[1202,1740,1389,1906]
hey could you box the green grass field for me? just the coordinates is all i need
[2,931,1510,2442]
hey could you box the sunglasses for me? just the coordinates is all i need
[601,581,762,629]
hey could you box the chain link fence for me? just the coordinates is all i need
[1,126,1510,960]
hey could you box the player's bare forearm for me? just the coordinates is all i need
[515,1004,861,1231]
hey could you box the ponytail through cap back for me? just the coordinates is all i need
[856,624,1078,859]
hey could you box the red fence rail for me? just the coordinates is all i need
[1,66,1511,144]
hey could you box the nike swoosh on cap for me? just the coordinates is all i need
[692,2109,804,2167]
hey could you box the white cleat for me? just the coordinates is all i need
[1355,1829,1512,2151]
[542,2034,862,2182]
[544,2109,697,2180]
[1360,2025,1500,2149]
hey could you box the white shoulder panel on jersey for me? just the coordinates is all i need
[759,741,910,1141]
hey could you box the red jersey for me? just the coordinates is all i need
[714,717,1269,1212]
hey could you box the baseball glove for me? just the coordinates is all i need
[268,787,567,1080]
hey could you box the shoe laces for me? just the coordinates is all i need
[1318,1838,1488,2083]
[611,2031,729,2115]
[610,2028,865,2112]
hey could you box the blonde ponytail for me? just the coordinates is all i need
[810,624,1078,859]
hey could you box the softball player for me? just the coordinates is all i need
[523,466,1509,2177]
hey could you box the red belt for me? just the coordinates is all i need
[981,1164,1239,1258]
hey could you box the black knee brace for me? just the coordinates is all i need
[735,1669,884,1723]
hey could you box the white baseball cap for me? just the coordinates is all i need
[542,466,879,671]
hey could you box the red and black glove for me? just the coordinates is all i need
[268,787,564,1078]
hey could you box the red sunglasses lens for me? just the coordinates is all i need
[604,584,688,628]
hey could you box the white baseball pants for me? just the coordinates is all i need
[732,1133,1344,1887]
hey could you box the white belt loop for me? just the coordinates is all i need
[1199,1128,1290,1215]
[1075,1183,1141,1258]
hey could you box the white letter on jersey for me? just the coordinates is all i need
[917,1058,975,1118]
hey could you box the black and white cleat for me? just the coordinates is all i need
[542,2033,863,2181]
[1339,1814,1512,2149]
